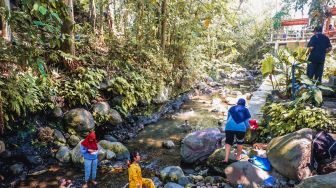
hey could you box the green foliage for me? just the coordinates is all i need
[59,68,106,107]
[261,101,335,137]
[273,7,289,30]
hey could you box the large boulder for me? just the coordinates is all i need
[296,172,336,188]
[64,108,95,137]
[160,166,185,183]
[0,141,5,154]
[56,146,71,163]
[224,161,271,188]
[181,128,224,163]
[317,158,336,174]
[267,128,314,180]
[98,140,129,160]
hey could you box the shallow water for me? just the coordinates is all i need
[18,94,230,188]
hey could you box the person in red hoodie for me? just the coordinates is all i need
[80,131,98,187]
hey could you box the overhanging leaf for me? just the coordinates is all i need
[317,85,334,92]
[261,56,275,78]
[313,89,323,106]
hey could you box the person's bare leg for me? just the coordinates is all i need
[224,144,231,162]
[236,144,243,160]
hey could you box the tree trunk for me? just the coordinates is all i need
[99,1,104,37]
[61,0,75,55]
[108,0,115,36]
[161,0,168,50]
[89,0,97,30]
[1,0,11,42]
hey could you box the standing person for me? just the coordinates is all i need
[307,26,332,83]
[223,98,251,163]
[128,151,155,188]
[80,131,98,188]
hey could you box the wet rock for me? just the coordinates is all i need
[26,155,43,165]
[177,176,190,186]
[98,140,130,160]
[296,172,336,188]
[162,140,175,149]
[64,108,95,137]
[0,141,5,154]
[10,163,24,175]
[110,109,123,125]
[104,135,118,142]
[56,146,70,163]
[267,128,314,180]
[164,182,183,188]
[69,135,81,147]
[93,102,110,115]
[106,150,116,160]
[52,107,63,118]
[53,129,66,146]
[181,128,224,164]
[160,166,185,183]
[224,161,270,188]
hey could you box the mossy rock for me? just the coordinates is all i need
[64,108,95,137]
[93,102,110,115]
[98,140,129,160]
[160,166,185,183]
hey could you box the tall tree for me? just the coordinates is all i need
[108,0,115,35]
[161,0,168,50]
[89,0,97,30]
[1,0,11,42]
[61,0,75,55]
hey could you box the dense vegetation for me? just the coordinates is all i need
[0,0,271,134]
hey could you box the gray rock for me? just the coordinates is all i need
[163,140,175,149]
[204,176,215,184]
[10,163,24,175]
[181,128,224,164]
[294,173,336,188]
[224,161,270,188]
[177,176,190,186]
[154,87,171,104]
[54,129,66,145]
[110,109,123,125]
[191,175,203,183]
[0,140,5,154]
[160,166,185,183]
[98,140,130,160]
[267,128,314,180]
[64,108,95,137]
[153,177,163,187]
[93,102,110,115]
[164,182,184,188]
[26,155,43,165]
[104,135,118,142]
[52,107,63,118]
[56,146,71,163]
[69,135,81,147]
[197,82,207,90]
[70,141,84,165]
[98,146,107,161]
[106,150,116,160]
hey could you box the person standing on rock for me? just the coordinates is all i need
[128,151,155,188]
[307,26,332,83]
[80,131,98,187]
[223,98,251,163]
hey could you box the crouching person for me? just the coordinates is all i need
[128,151,155,188]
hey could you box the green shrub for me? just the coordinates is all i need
[260,101,335,138]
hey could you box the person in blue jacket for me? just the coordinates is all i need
[223,98,251,163]
[80,131,99,187]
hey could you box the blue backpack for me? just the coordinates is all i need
[248,156,272,171]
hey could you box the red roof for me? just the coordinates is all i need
[281,18,309,26]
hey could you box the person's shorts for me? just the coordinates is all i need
[225,130,246,145]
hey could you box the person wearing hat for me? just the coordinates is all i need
[223,98,251,163]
